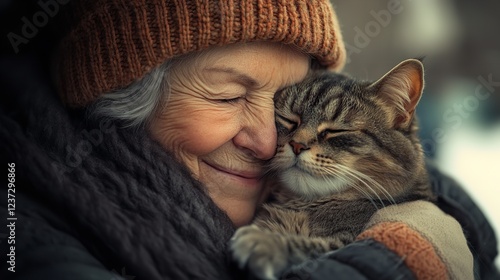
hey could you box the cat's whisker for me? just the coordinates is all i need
[330,165,380,200]
[333,165,388,207]
[336,165,396,205]
[320,167,351,189]
[264,159,288,177]
[338,176,379,209]
[322,166,379,209]
[344,167,396,206]
[261,168,279,180]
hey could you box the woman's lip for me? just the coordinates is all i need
[203,161,262,179]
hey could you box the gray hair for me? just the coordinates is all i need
[89,61,172,128]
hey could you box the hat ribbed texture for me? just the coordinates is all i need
[56,0,346,107]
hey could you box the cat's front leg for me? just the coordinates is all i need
[230,224,294,280]
[231,225,343,280]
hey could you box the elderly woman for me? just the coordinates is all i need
[0,0,498,279]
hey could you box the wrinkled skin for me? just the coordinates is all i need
[150,42,310,227]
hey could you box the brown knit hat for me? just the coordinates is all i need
[56,0,346,107]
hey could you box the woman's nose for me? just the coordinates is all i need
[233,107,277,160]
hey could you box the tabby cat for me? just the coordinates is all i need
[230,59,435,280]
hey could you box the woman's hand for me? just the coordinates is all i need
[357,200,473,280]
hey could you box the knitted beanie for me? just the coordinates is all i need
[55,0,346,107]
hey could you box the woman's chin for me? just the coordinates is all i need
[212,197,258,227]
[197,160,268,227]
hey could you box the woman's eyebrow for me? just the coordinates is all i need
[203,66,259,89]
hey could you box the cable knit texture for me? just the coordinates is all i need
[55,0,346,107]
[357,222,447,280]
[358,200,474,280]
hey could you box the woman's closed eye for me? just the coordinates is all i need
[217,97,243,103]
[211,94,246,104]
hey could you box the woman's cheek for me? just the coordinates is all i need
[182,123,239,155]
[172,108,240,156]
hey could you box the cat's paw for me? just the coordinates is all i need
[230,225,288,280]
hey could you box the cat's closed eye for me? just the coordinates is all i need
[276,114,298,131]
[318,129,351,140]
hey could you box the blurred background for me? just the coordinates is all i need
[332,0,500,268]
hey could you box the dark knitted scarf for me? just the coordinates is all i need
[0,54,237,280]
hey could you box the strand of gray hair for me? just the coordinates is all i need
[89,61,172,128]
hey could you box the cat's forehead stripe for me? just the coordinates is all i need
[307,76,353,123]
[323,96,344,122]
[295,77,340,114]
[281,73,360,124]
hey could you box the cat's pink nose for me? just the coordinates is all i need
[289,140,310,155]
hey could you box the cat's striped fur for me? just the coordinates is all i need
[231,59,435,280]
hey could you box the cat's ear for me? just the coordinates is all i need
[368,59,424,129]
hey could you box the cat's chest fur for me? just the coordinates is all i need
[260,189,380,240]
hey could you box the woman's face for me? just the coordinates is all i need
[150,42,310,226]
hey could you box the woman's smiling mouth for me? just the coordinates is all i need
[202,160,262,182]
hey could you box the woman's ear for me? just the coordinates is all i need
[368,59,424,129]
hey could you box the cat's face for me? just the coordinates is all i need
[270,59,425,201]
